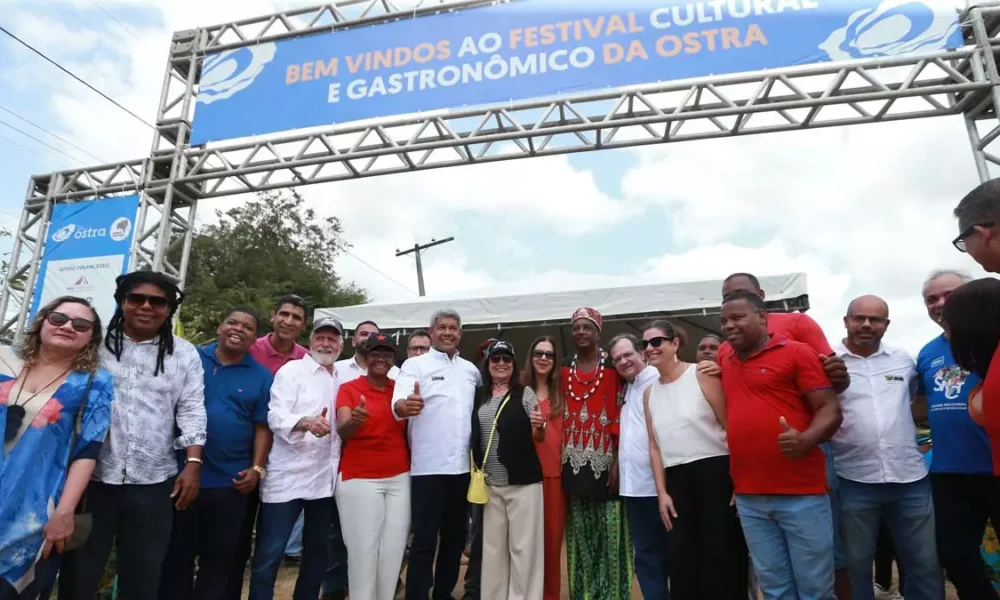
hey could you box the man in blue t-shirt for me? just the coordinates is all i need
[916,270,1000,600]
[159,307,274,600]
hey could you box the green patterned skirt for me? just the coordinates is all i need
[565,496,633,600]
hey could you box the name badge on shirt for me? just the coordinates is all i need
[431,376,445,382]
[884,374,905,383]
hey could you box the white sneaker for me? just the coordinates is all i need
[874,584,891,600]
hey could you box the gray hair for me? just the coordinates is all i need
[923,269,973,289]
[608,333,641,354]
[430,309,462,330]
[954,179,1000,230]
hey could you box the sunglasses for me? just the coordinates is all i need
[489,354,513,365]
[640,336,674,350]
[532,350,556,359]
[125,292,170,310]
[47,311,94,333]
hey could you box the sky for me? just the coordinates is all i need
[0,0,992,356]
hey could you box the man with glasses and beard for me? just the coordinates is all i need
[59,271,207,600]
[249,317,345,600]
[159,307,273,600]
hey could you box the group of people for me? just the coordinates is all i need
[7,177,1000,600]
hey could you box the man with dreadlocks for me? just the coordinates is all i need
[59,271,207,600]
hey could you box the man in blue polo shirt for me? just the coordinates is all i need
[159,307,274,600]
[916,270,1000,600]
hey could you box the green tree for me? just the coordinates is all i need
[175,189,367,343]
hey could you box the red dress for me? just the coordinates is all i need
[533,395,566,600]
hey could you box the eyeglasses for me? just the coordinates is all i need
[369,350,396,361]
[640,336,673,350]
[489,355,513,365]
[953,221,995,252]
[407,345,430,354]
[532,350,556,360]
[47,311,94,333]
[847,315,889,326]
[125,292,170,310]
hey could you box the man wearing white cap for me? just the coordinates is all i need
[248,317,346,600]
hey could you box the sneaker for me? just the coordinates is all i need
[874,584,891,600]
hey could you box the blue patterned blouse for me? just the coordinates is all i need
[0,357,114,593]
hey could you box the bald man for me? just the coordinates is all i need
[830,296,944,600]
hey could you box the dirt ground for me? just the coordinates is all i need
[244,545,958,599]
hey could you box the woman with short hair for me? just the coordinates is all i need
[0,296,114,599]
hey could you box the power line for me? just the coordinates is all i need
[0,104,106,163]
[90,0,140,41]
[342,248,419,297]
[0,24,155,130]
[0,118,88,166]
[0,130,47,161]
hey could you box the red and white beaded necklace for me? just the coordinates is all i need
[567,349,607,402]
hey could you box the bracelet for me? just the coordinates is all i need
[185,457,203,465]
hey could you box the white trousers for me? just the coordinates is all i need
[482,482,544,600]
[335,472,411,600]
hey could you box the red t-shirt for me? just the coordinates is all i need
[980,342,1000,476]
[719,312,834,361]
[533,397,564,479]
[721,335,833,495]
[336,378,409,481]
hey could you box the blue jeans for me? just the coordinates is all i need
[285,514,304,557]
[821,444,847,571]
[839,476,944,600]
[249,498,333,600]
[736,494,835,600]
[625,497,670,600]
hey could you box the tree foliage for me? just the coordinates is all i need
[175,190,367,343]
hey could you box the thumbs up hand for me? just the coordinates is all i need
[777,416,809,459]
[529,404,545,430]
[297,407,332,438]
[351,395,370,426]
[396,381,425,418]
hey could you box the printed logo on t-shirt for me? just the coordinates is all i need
[884,374,905,383]
[431,375,445,381]
[931,356,945,369]
[933,363,969,400]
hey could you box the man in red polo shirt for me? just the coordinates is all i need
[720,291,843,600]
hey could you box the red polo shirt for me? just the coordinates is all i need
[721,335,833,495]
[336,377,409,481]
[719,311,833,360]
[980,342,1000,476]
[248,334,307,375]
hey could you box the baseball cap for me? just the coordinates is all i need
[486,339,515,358]
[311,317,344,335]
[362,333,397,353]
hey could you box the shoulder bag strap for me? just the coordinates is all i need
[476,391,512,471]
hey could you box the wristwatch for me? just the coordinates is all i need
[252,465,266,479]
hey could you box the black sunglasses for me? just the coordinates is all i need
[125,292,170,310]
[47,311,94,333]
[532,350,556,359]
[489,354,513,364]
[640,336,674,350]
[953,221,995,253]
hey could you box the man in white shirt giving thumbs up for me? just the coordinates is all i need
[249,317,346,600]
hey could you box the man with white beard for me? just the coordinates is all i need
[248,317,346,600]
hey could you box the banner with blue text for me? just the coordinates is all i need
[30,195,139,328]
[190,0,963,145]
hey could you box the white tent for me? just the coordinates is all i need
[317,273,812,362]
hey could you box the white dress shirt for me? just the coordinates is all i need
[334,355,400,384]
[96,336,206,485]
[831,342,927,484]
[392,348,481,476]
[619,366,659,497]
[263,354,342,503]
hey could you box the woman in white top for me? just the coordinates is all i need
[642,320,748,600]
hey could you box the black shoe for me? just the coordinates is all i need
[320,591,347,600]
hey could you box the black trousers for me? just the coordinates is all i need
[932,472,1000,600]
[874,517,904,591]
[462,504,484,600]
[58,479,175,600]
[405,474,470,600]
[228,493,259,600]
[158,487,251,600]
[666,455,748,600]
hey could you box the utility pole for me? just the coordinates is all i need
[395,237,455,297]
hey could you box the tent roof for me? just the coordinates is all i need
[317,273,810,332]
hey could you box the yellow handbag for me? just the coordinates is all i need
[468,392,512,504]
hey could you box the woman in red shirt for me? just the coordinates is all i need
[521,336,566,600]
[334,334,409,600]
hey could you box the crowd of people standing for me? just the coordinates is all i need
[7,178,1000,600]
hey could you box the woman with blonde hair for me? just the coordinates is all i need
[0,296,114,599]
[521,336,565,600]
